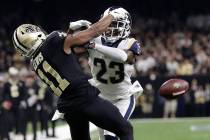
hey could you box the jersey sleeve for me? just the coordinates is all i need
[129,41,141,55]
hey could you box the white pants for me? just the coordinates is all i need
[99,95,136,140]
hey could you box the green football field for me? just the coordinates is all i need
[93,118,210,140]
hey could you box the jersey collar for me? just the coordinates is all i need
[101,37,123,48]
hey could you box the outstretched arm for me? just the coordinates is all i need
[92,39,141,63]
[93,43,128,62]
[64,8,124,51]
[64,15,113,48]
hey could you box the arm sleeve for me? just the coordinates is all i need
[94,44,128,62]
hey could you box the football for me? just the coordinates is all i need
[159,79,189,99]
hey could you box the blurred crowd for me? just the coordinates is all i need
[0,67,57,140]
[133,27,210,77]
[130,14,210,77]
[1,11,210,139]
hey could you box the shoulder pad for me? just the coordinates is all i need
[127,38,137,49]
[128,38,141,55]
[117,38,137,50]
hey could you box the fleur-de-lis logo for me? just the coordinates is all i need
[173,82,181,89]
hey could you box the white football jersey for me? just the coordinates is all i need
[88,36,141,100]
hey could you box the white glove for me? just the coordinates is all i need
[130,81,144,98]
[69,20,92,31]
[52,110,64,121]
[109,8,125,20]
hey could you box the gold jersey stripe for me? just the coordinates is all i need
[127,38,137,49]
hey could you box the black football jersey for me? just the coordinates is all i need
[3,81,27,109]
[32,31,93,101]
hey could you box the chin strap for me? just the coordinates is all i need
[94,43,128,62]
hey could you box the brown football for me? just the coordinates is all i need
[159,79,189,99]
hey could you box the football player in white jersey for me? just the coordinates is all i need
[69,7,143,140]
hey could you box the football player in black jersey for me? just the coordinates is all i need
[12,8,134,140]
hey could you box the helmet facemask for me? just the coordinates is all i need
[102,7,132,43]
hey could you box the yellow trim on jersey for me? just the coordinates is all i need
[127,38,137,49]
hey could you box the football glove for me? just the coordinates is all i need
[52,110,64,121]
[109,8,126,20]
[69,20,92,31]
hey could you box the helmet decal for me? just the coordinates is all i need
[12,24,47,58]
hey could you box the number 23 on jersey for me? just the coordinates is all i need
[94,58,124,84]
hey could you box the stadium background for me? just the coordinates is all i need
[0,0,210,140]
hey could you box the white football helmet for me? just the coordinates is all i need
[102,7,132,43]
[12,24,47,58]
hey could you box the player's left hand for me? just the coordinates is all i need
[69,20,92,31]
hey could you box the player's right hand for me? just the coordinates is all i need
[109,8,125,20]
[69,20,92,31]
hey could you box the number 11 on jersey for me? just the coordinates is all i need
[37,61,70,96]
